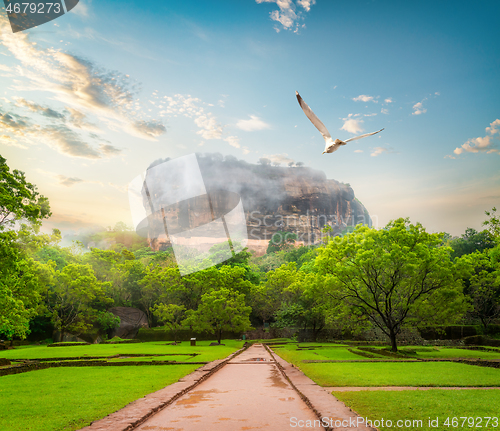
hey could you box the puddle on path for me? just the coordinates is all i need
[268,367,288,389]
[176,389,226,408]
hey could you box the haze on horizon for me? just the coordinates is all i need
[0,0,499,238]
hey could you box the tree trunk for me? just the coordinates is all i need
[389,328,398,352]
[481,318,489,336]
[217,328,222,345]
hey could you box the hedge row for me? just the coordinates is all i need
[137,328,241,342]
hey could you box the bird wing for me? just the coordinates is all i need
[296,91,332,142]
[343,128,384,143]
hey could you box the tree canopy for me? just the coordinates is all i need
[0,155,51,230]
[315,218,467,351]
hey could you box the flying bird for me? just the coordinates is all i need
[296,91,384,154]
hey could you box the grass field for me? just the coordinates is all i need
[0,340,242,431]
[0,365,199,431]
[273,343,408,363]
[397,346,500,360]
[271,343,500,387]
[334,389,500,431]
[0,340,242,362]
[294,361,500,387]
[272,342,500,430]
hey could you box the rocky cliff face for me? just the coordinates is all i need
[144,153,371,254]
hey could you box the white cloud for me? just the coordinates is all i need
[194,114,223,140]
[129,120,166,140]
[0,133,27,149]
[14,97,65,119]
[0,108,121,159]
[57,175,85,187]
[159,93,251,154]
[0,14,166,143]
[452,119,500,156]
[341,114,364,134]
[371,146,397,157]
[354,149,363,153]
[262,153,295,165]
[236,115,271,132]
[255,0,315,33]
[384,98,393,104]
[224,135,241,148]
[65,107,100,132]
[486,119,500,135]
[381,108,389,115]
[412,100,427,115]
[352,95,377,103]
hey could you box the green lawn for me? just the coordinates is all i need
[0,340,242,362]
[273,344,389,362]
[398,346,500,360]
[334,389,500,431]
[283,361,500,387]
[0,340,242,431]
[0,365,199,431]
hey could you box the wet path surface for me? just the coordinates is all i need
[135,344,320,431]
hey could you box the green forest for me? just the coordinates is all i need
[2,155,500,352]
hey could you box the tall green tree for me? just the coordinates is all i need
[47,264,114,341]
[457,249,500,334]
[183,288,252,344]
[275,271,329,341]
[0,155,51,230]
[316,218,467,352]
[0,234,50,340]
[0,156,51,340]
[250,262,297,327]
[151,303,186,343]
[449,228,495,260]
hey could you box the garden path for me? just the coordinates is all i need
[134,343,373,431]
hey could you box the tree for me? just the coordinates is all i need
[0,156,51,340]
[251,263,297,327]
[483,207,500,239]
[0,234,49,340]
[275,271,329,341]
[315,218,467,352]
[266,231,298,254]
[138,265,181,325]
[457,249,500,334]
[0,155,51,230]
[449,228,495,259]
[151,303,186,343]
[183,288,252,344]
[47,264,114,341]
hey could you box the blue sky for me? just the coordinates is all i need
[0,0,499,236]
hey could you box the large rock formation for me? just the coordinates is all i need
[143,153,371,255]
[109,307,149,339]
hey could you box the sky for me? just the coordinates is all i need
[0,0,499,237]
